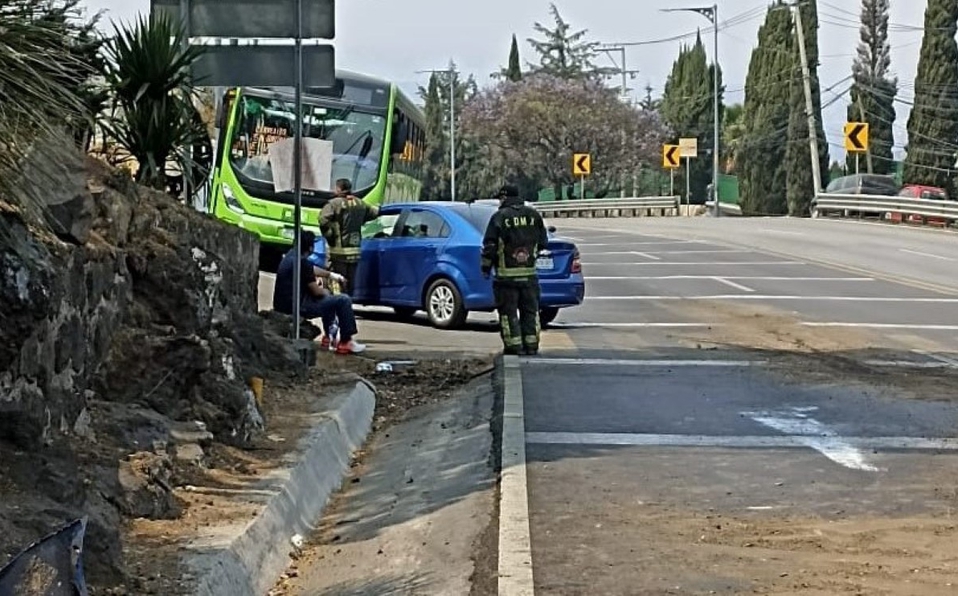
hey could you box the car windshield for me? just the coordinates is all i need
[228,93,385,192]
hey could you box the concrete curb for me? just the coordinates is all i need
[498,355,535,595]
[187,380,376,596]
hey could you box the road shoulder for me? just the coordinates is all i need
[274,372,499,595]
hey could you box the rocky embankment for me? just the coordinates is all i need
[0,147,308,588]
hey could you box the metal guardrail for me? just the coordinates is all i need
[812,193,958,226]
[533,196,680,217]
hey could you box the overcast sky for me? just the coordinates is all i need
[81,0,930,162]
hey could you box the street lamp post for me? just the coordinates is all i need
[662,5,720,217]
[417,65,457,201]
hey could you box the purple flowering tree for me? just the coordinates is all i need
[460,73,670,199]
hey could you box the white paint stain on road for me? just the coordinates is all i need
[743,407,879,472]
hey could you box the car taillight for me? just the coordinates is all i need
[571,248,581,273]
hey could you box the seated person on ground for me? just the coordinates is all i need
[272,231,366,355]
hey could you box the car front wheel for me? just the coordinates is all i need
[539,307,559,328]
[425,278,468,329]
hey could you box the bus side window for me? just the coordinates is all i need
[391,111,407,156]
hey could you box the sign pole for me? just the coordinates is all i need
[291,0,304,341]
[580,174,585,200]
[855,153,860,176]
[685,156,690,217]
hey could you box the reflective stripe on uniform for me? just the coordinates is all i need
[496,267,536,278]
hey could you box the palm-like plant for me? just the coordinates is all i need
[103,13,207,191]
[0,0,91,217]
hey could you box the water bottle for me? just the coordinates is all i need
[326,321,339,351]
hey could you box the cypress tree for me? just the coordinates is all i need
[785,0,829,216]
[740,2,792,215]
[846,0,896,175]
[419,73,446,199]
[506,34,522,81]
[903,0,958,195]
[660,32,724,205]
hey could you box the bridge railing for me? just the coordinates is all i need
[812,193,958,227]
[532,196,680,218]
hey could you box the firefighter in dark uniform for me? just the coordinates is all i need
[319,178,379,295]
[481,184,550,356]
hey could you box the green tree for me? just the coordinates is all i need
[527,4,602,80]
[846,0,896,175]
[103,13,207,191]
[417,62,478,200]
[660,32,724,205]
[902,0,958,195]
[785,0,829,216]
[739,2,793,215]
[420,73,445,199]
[639,84,661,111]
[721,103,745,174]
[506,34,522,81]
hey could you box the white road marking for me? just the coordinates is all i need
[525,432,958,452]
[639,249,749,255]
[744,408,878,471]
[579,261,806,266]
[522,358,765,367]
[589,295,958,302]
[586,276,874,282]
[912,350,958,367]
[549,322,718,328]
[803,322,958,330]
[574,240,703,247]
[864,360,958,369]
[712,277,755,292]
[631,251,661,260]
[900,248,955,261]
[761,229,806,236]
[498,356,535,595]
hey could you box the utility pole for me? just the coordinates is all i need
[660,5,720,216]
[417,64,457,200]
[790,1,823,196]
[596,44,639,198]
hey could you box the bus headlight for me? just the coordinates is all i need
[222,184,245,214]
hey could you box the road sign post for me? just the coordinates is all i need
[662,145,680,213]
[573,153,591,200]
[844,122,869,176]
[151,0,336,344]
[679,138,697,217]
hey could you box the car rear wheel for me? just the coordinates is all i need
[425,279,467,329]
[539,307,559,328]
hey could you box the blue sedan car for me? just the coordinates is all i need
[307,201,585,329]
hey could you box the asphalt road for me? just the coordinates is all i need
[504,219,958,595]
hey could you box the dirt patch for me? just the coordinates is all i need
[631,506,958,595]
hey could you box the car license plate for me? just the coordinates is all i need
[536,257,554,270]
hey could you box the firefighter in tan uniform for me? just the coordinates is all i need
[319,178,379,295]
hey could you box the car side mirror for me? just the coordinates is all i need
[548,226,557,233]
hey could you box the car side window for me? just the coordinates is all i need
[399,210,450,239]
[363,212,402,239]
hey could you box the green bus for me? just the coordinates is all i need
[208,70,427,249]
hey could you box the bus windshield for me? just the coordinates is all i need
[228,92,386,193]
